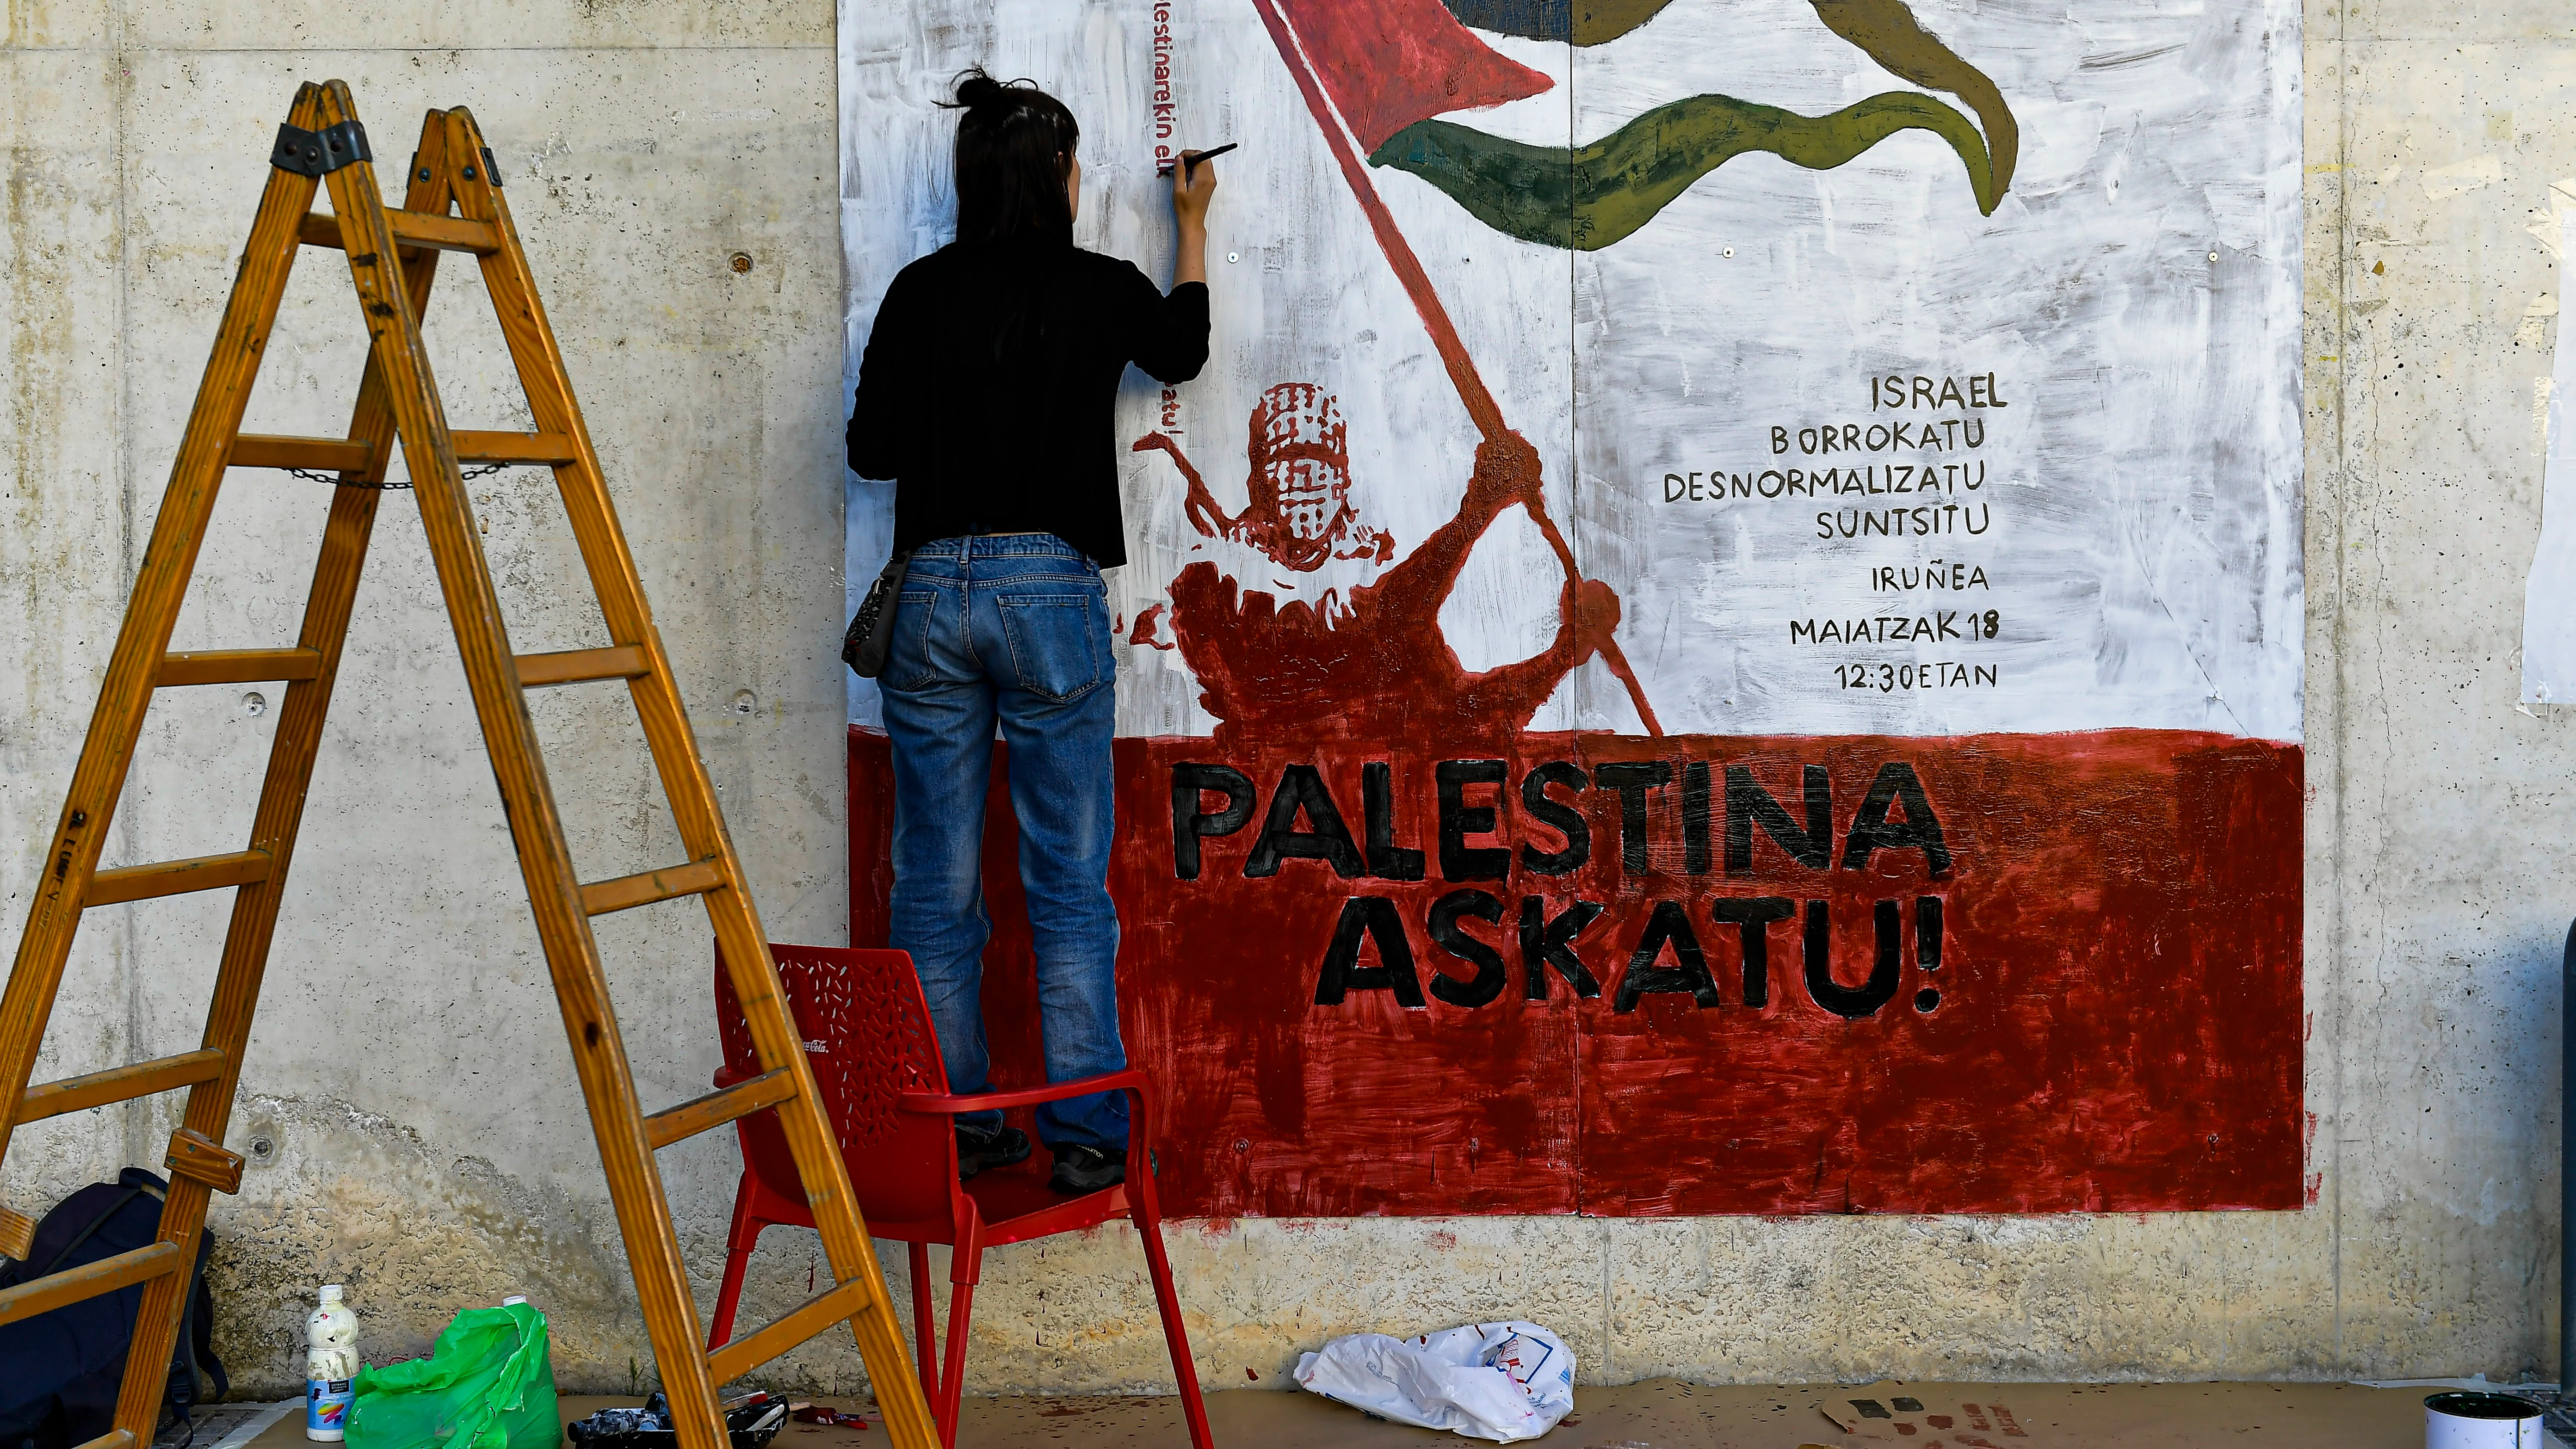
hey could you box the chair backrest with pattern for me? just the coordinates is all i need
[714,942,960,1227]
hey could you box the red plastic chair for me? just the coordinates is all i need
[704,943,1213,1449]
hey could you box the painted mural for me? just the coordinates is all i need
[840,0,2304,1216]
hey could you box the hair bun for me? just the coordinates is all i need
[952,68,1012,112]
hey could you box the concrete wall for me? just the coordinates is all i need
[0,0,2566,1401]
[0,0,854,1394]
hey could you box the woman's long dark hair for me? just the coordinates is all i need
[944,68,1079,247]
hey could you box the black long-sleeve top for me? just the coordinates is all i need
[846,236,1210,568]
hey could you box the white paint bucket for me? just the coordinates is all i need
[2424,1392,2547,1448]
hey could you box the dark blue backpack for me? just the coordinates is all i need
[0,1168,229,1449]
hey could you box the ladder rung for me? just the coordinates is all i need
[86,850,272,908]
[234,431,574,475]
[454,431,578,465]
[704,1277,881,1387]
[580,859,724,917]
[517,645,650,689]
[74,1431,139,1449]
[160,648,323,688]
[0,1242,187,1327]
[643,1067,795,1151]
[231,433,371,473]
[298,209,500,254]
[19,1048,226,1123]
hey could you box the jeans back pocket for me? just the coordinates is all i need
[995,589,1108,702]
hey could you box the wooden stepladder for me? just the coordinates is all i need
[0,82,939,1449]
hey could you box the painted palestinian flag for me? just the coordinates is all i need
[1272,0,1556,152]
[1276,0,2018,249]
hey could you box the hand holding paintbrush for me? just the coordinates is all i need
[1166,146,1221,287]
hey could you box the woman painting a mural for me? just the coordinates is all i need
[845,69,1218,1192]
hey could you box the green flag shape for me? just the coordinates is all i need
[1374,89,2000,251]
[1381,0,2017,248]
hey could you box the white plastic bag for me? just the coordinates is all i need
[1293,1321,1576,1443]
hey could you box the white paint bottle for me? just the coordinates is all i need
[305,1284,358,1442]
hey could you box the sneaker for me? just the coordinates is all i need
[955,1123,1030,1179]
[1047,1143,1127,1195]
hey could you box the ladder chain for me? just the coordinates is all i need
[278,460,525,488]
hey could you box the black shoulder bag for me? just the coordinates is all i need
[841,549,913,678]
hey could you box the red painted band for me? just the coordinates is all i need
[852,727,2304,1218]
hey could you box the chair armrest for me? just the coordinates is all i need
[901,1067,1148,1116]
[902,1069,1162,1162]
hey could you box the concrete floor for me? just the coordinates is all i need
[237,1383,2551,1449]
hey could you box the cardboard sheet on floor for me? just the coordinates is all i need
[244,1382,2487,1449]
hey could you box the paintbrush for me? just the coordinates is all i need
[1158,142,1238,179]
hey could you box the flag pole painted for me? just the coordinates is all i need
[1253,0,1504,434]
[1252,0,1664,736]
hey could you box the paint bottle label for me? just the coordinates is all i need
[306,1283,358,1442]
[306,1378,353,1441]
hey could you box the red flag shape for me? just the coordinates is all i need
[1273,0,1554,153]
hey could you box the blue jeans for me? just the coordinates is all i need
[877,533,1129,1153]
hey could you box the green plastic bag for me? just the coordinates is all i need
[346,1303,561,1449]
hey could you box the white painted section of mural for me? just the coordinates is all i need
[841,0,1566,740]
[844,0,2301,745]
[1573,0,2304,741]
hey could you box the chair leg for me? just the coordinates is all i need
[1131,1199,1214,1449]
[938,1235,982,1449]
[908,1243,940,1414]
[705,1176,766,1351]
